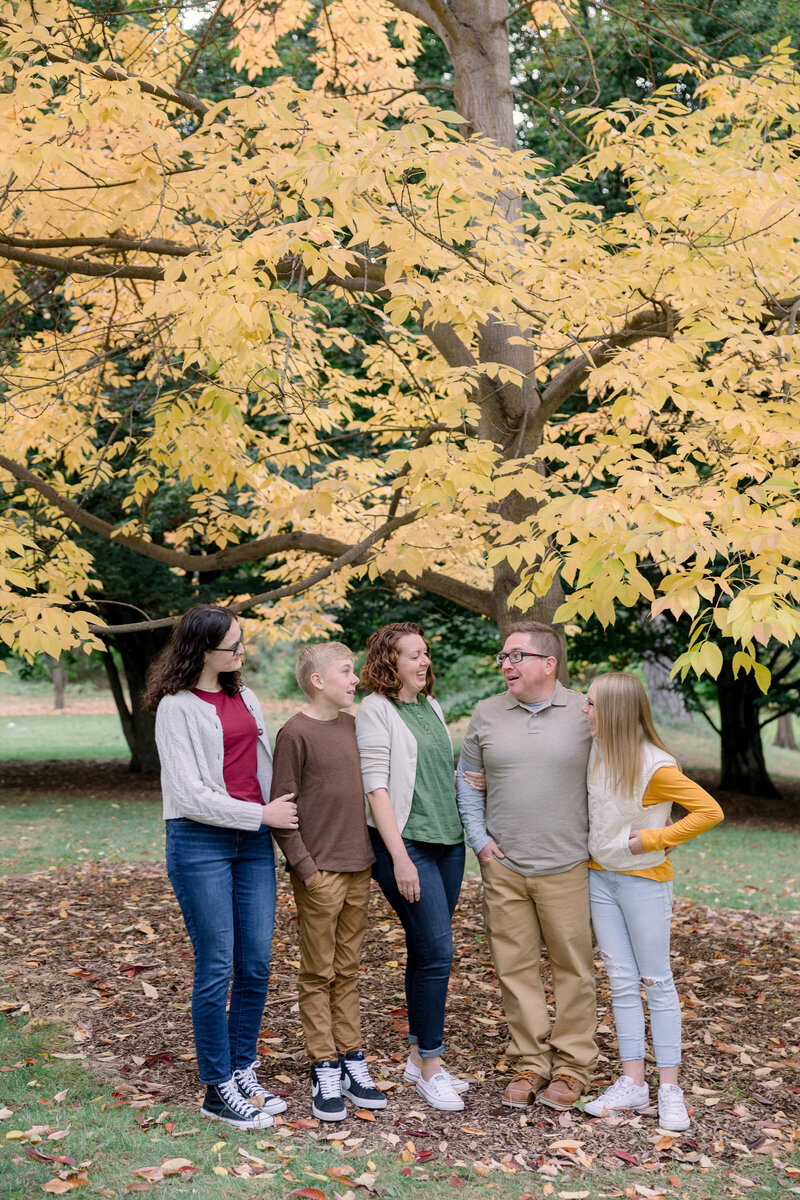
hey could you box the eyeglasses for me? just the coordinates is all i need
[495,650,553,666]
[214,638,244,654]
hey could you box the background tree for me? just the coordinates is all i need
[1,0,799,737]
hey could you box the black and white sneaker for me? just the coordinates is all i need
[340,1050,387,1109]
[232,1061,288,1115]
[201,1078,275,1129]
[310,1059,347,1121]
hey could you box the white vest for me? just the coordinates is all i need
[587,741,676,871]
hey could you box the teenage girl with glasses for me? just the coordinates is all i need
[144,605,298,1129]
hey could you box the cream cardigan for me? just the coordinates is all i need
[155,687,273,830]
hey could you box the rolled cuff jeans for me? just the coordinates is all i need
[166,817,277,1085]
[369,828,464,1058]
[589,868,682,1068]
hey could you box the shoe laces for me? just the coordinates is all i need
[659,1084,687,1118]
[315,1063,343,1099]
[603,1076,647,1104]
[233,1064,261,1091]
[218,1077,259,1118]
[345,1056,375,1088]
[422,1071,456,1098]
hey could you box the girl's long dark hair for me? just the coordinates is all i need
[143,606,242,710]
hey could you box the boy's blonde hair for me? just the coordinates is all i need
[295,641,354,698]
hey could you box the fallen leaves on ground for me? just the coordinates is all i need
[2,845,799,1191]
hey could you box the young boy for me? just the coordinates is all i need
[270,642,386,1122]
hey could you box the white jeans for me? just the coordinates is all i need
[589,869,682,1068]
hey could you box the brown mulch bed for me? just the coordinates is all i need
[2,859,798,1173]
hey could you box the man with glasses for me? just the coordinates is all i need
[456,621,595,1111]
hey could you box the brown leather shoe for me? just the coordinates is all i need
[537,1074,584,1111]
[501,1073,550,1109]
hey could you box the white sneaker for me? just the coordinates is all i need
[658,1084,690,1131]
[403,1056,470,1093]
[415,1071,465,1112]
[584,1075,650,1117]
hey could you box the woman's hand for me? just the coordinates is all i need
[463,768,486,791]
[393,853,420,903]
[628,828,645,855]
[261,793,298,829]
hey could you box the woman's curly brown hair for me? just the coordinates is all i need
[360,622,435,700]
[143,606,242,711]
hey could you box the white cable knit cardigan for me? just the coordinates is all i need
[155,687,273,830]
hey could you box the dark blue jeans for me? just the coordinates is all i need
[369,829,465,1057]
[165,818,276,1085]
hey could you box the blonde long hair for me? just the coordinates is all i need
[591,673,673,799]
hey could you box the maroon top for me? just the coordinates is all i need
[191,689,263,805]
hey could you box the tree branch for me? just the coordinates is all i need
[539,302,677,422]
[0,234,204,257]
[0,21,210,120]
[0,243,391,294]
[389,0,454,47]
[0,243,168,281]
[0,451,421,572]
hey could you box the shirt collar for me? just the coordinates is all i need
[504,679,565,711]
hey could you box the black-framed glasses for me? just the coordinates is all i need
[214,638,244,654]
[495,650,553,666]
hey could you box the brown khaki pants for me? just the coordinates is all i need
[290,868,372,1064]
[480,858,597,1084]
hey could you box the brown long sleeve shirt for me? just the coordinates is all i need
[270,711,374,881]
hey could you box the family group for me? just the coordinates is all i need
[143,607,723,1136]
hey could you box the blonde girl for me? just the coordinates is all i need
[582,672,723,1131]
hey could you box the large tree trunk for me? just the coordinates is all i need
[100,628,169,774]
[717,657,779,797]
[439,0,565,639]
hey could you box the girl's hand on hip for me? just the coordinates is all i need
[262,794,298,828]
[394,854,420,903]
[628,828,645,855]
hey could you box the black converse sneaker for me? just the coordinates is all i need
[201,1078,275,1129]
[340,1050,387,1110]
[310,1059,347,1121]
[232,1061,288,1115]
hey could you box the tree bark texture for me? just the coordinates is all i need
[101,629,170,774]
[717,658,779,798]
[773,711,798,750]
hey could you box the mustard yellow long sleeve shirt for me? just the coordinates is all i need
[588,765,724,882]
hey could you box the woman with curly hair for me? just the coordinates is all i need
[144,605,298,1130]
[355,622,468,1113]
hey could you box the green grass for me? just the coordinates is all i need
[0,797,163,875]
[0,1015,795,1200]
[0,713,129,761]
[0,711,290,762]
[672,824,800,911]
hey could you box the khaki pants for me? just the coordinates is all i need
[480,858,597,1084]
[290,868,372,1064]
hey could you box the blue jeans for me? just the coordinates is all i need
[369,829,465,1057]
[589,868,681,1068]
[166,818,277,1085]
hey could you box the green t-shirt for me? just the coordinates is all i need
[394,697,463,844]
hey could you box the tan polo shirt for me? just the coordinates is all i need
[460,681,592,877]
